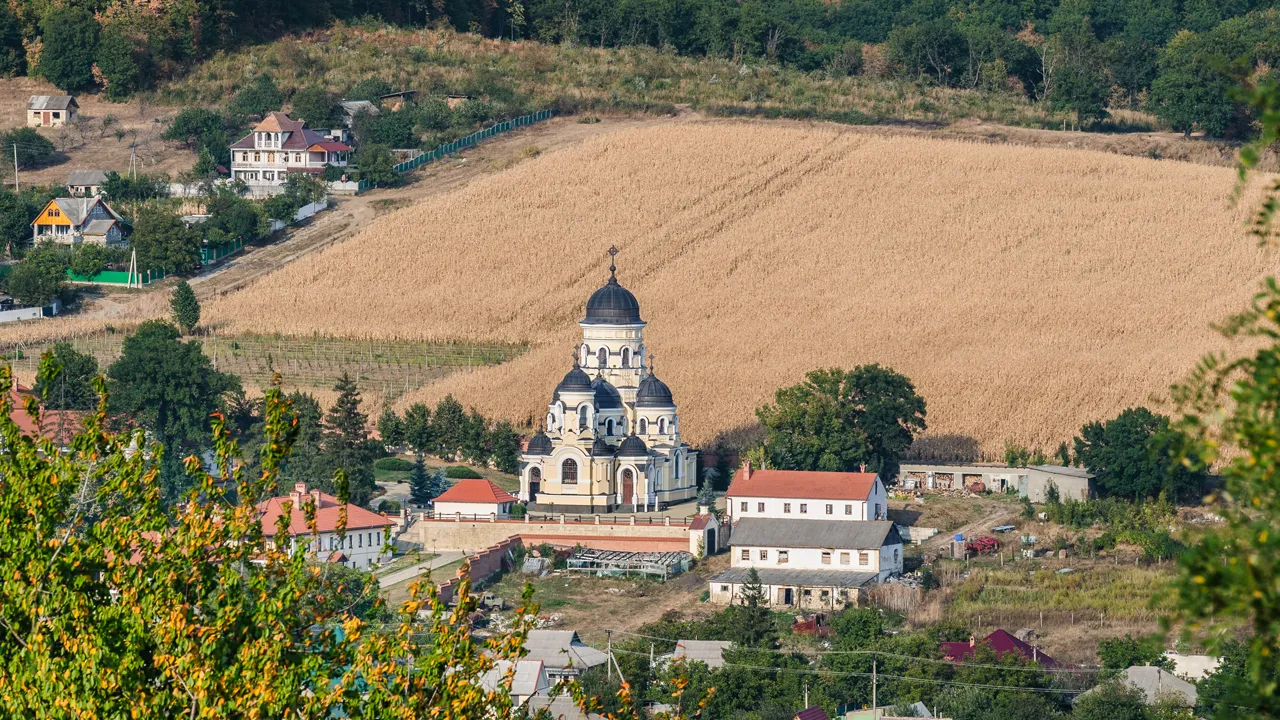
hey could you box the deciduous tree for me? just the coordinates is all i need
[36,7,98,92]
[33,342,98,411]
[169,280,200,333]
[1073,407,1204,502]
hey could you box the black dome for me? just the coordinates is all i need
[583,276,642,325]
[526,431,553,456]
[590,437,616,457]
[617,434,648,457]
[635,372,675,408]
[592,375,623,409]
[554,364,593,398]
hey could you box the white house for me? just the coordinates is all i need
[432,479,518,518]
[229,112,351,186]
[256,482,395,570]
[710,518,904,609]
[725,462,889,523]
[27,95,77,127]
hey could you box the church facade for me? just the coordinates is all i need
[520,256,699,513]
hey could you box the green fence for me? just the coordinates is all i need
[67,268,166,286]
[393,109,554,174]
[201,238,246,265]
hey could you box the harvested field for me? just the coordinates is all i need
[194,120,1274,453]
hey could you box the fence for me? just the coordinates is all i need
[421,511,692,526]
[392,109,555,174]
[201,238,246,266]
[0,298,60,325]
[67,267,166,286]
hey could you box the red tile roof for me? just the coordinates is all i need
[257,483,394,536]
[307,141,352,152]
[689,514,712,530]
[795,707,830,720]
[725,466,880,501]
[941,629,1058,668]
[434,479,517,505]
[230,114,334,151]
[8,385,86,444]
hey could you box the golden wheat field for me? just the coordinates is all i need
[199,120,1273,454]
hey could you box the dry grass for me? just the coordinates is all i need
[197,119,1275,455]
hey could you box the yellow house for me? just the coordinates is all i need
[31,197,124,246]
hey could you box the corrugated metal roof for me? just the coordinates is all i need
[478,660,549,697]
[27,95,76,111]
[1028,465,1094,479]
[67,170,107,186]
[711,567,878,588]
[81,219,117,236]
[729,518,902,550]
[526,696,602,720]
[674,640,732,668]
[522,630,608,670]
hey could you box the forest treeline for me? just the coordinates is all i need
[0,0,1278,137]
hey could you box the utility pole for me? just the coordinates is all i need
[872,656,877,711]
[13,143,19,192]
[607,630,613,681]
[803,680,808,708]
[129,146,137,181]
[649,643,654,669]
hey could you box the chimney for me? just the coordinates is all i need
[290,482,306,506]
[698,504,710,516]
[312,490,323,507]
[969,635,976,648]
[742,459,752,480]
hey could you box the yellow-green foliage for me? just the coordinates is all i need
[949,567,1173,619]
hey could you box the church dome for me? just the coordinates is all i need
[554,363,593,398]
[526,430,553,456]
[583,276,642,325]
[617,434,648,457]
[592,375,624,410]
[590,437,616,457]
[635,372,675,408]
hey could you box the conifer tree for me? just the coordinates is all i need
[735,568,777,648]
[323,373,376,506]
[377,406,404,448]
[170,280,200,334]
[409,454,432,506]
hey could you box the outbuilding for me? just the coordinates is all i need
[432,479,518,518]
[27,95,78,127]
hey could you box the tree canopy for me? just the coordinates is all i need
[1073,407,1204,502]
[755,365,926,476]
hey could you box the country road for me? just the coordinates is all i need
[379,551,465,589]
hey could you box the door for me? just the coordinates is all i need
[42,111,50,125]
[621,469,634,506]
[779,588,794,606]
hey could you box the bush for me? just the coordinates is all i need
[227,75,283,118]
[508,502,526,519]
[444,465,483,479]
[1,128,55,169]
[374,457,415,472]
[378,500,401,514]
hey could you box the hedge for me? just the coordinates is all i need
[444,465,484,479]
[374,457,415,472]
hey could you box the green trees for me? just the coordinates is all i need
[403,402,432,452]
[106,320,240,448]
[1098,634,1172,670]
[129,208,202,274]
[69,243,110,280]
[33,342,98,410]
[7,243,66,306]
[36,7,99,92]
[755,365,926,476]
[732,568,777,649]
[162,108,231,166]
[322,373,378,506]
[95,24,143,101]
[1070,680,1149,720]
[409,454,433,505]
[0,3,23,77]
[227,74,284,118]
[2,127,55,169]
[169,280,200,333]
[1147,30,1236,138]
[290,86,340,128]
[490,420,522,474]
[355,143,397,187]
[1072,407,1205,502]
[378,405,404,447]
[886,20,966,86]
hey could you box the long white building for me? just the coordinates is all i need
[724,463,889,523]
[257,482,394,570]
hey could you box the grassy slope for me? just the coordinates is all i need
[158,22,1091,132]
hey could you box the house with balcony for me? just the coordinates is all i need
[229,112,351,186]
[30,196,124,246]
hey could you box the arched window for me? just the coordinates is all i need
[606,418,615,435]
[578,406,589,430]
[597,347,608,368]
[674,450,680,479]
[546,412,555,431]
[622,348,631,368]
[658,418,667,434]
[639,418,648,434]
[529,466,541,489]
[562,459,578,484]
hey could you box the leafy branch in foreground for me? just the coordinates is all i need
[1165,79,1280,720]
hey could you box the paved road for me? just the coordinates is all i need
[378,550,465,589]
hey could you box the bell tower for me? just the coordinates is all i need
[580,246,646,397]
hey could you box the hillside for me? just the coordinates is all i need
[199,118,1273,455]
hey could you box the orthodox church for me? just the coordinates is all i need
[521,251,699,513]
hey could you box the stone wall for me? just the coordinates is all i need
[437,536,521,605]
[409,514,692,554]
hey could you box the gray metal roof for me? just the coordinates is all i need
[526,696,602,720]
[81,219,117,236]
[712,566,878,588]
[51,198,94,226]
[478,660,549,697]
[674,640,732,668]
[67,170,107,187]
[338,100,378,116]
[1029,465,1094,479]
[729,518,902,550]
[28,95,76,111]
[1077,667,1196,707]
[522,630,608,671]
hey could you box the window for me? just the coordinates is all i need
[358,534,362,548]
[606,418,614,435]
[826,504,833,515]
[267,153,276,163]
[741,550,749,560]
[894,549,900,564]
[859,551,870,565]
[622,348,631,368]
[875,503,883,520]
[801,589,811,597]
[778,551,789,563]
[759,550,768,560]
[597,347,607,368]
[578,406,588,430]
[840,552,850,565]
[757,502,764,512]
[50,209,60,217]
[720,585,729,592]
[821,551,832,565]
[740,501,747,512]
[639,418,648,434]
[52,112,60,119]
[799,503,808,514]
[845,504,853,515]
[254,153,261,162]
[530,466,541,487]
[783,503,791,513]
[658,418,666,434]
[562,459,578,484]
[820,590,830,600]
